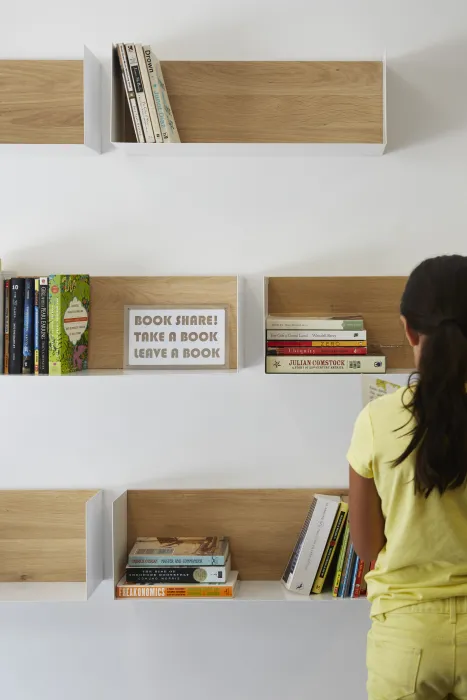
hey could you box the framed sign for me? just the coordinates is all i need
[124,305,228,370]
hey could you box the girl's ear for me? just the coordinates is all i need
[401,315,420,347]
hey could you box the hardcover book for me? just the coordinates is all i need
[266,355,386,374]
[125,557,231,584]
[34,279,39,375]
[267,347,367,356]
[48,275,90,375]
[332,521,350,597]
[128,536,230,566]
[38,277,48,375]
[311,501,349,594]
[22,278,34,374]
[1,274,15,374]
[266,340,367,348]
[116,571,238,598]
[266,316,364,331]
[267,330,367,341]
[8,278,25,374]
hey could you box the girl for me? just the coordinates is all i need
[348,255,467,699]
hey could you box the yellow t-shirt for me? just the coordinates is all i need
[347,387,467,616]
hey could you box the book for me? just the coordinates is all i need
[311,501,349,594]
[0,273,14,374]
[48,275,90,375]
[266,355,386,374]
[332,521,350,597]
[135,44,162,143]
[339,544,356,598]
[125,557,231,584]
[116,571,239,598]
[362,376,402,405]
[128,536,230,566]
[266,316,364,331]
[266,340,367,348]
[352,558,365,598]
[282,495,341,595]
[359,561,371,596]
[125,43,155,143]
[38,277,48,375]
[8,278,25,374]
[143,47,180,143]
[34,279,40,375]
[349,555,360,597]
[116,43,145,143]
[267,347,367,356]
[22,278,34,374]
[267,330,367,341]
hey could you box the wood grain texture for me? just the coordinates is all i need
[159,61,383,144]
[267,277,412,369]
[0,490,96,582]
[0,60,84,144]
[88,276,238,370]
[127,489,347,581]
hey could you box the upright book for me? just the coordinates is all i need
[22,278,34,374]
[116,43,145,143]
[135,43,162,142]
[34,279,40,375]
[48,275,90,375]
[38,277,48,375]
[332,521,350,597]
[143,47,180,143]
[0,273,15,374]
[128,536,230,566]
[8,278,25,374]
[125,43,155,143]
[311,500,349,594]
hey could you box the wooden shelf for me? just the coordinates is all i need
[265,276,413,370]
[112,488,348,598]
[0,490,103,601]
[0,47,100,154]
[111,51,386,155]
[88,275,241,372]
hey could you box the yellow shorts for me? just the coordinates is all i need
[367,597,467,700]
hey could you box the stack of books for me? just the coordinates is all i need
[0,270,90,376]
[265,315,386,374]
[116,536,239,599]
[116,43,180,144]
[282,494,372,598]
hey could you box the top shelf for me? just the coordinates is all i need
[111,54,386,156]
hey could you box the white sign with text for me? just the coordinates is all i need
[125,306,228,369]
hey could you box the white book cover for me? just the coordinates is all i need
[143,46,169,142]
[267,330,367,341]
[135,44,162,143]
[116,44,145,143]
[266,355,386,374]
[125,43,155,143]
[143,47,180,143]
[283,495,340,595]
[0,271,15,375]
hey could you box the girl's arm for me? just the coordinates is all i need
[349,466,386,562]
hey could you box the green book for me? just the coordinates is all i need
[48,275,90,375]
[332,520,350,597]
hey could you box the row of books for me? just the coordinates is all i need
[265,315,386,374]
[116,43,180,144]
[116,536,239,598]
[0,271,90,375]
[282,494,372,597]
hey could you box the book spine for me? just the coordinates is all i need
[266,355,386,374]
[125,563,230,584]
[135,44,162,143]
[266,318,364,331]
[34,279,40,375]
[128,555,228,566]
[22,278,34,374]
[282,497,317,586]
[116,44,145,143]
[116,584,235,598]
[311,503,348,594]
[339,546,356,598]
[143,46,169,142]
[349,555,360,597]
[3,279,10,374]
[352,558,365,598]
[267,347,368,356]
[266,340,367,348]
[125,43,155,143]
[332,522,350,597]
[38,277,48,375]
[48,275,61,375]
[267,330,367,341]
[8,278,25,374]
[144,47,180,143]
[337,532,353,597]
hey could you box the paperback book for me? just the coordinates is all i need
[48,274,90,375]
[116,571,239,598]
[128,536,230,566]
[266,355,386,374]
[8,278,25,374]
[125,557,231,584]
[266,316,364,331]
[267,330,367,341]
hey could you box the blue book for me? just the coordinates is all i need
[22,278,34,374]
[339,544,356,598]
[33,279,40,375]
[349,555,360,598]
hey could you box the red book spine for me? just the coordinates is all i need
[266,346,368,356]
[352,559,365,598]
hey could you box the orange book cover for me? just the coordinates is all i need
[116,571,238,599]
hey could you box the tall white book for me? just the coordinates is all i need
[135,44,162,143]
[282,494,341,595]
[143,46,180,143]
[125,43,156,143]
[116,44,145,143]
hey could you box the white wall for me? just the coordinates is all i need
[2,1,467,697]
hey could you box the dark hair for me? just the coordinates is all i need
[394,255,467,496]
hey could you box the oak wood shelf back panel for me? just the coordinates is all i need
[0,490,97,583]
[267,276,411,370]
[112,55,384,147]
[88,276,239,370]
[126,488,347,581]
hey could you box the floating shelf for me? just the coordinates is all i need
[111,51,386,156]
[0,46,100,154]
[112,488,348,600]
[264,276,413,371]
[0,490,103,602]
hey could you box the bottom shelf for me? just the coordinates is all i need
[0,582,88,603]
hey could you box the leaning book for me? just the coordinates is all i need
[266,355,386,374]
[128,536,229,566]
[116,571,239,598]
[48,275,90,375]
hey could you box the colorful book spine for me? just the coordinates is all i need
[266,340,367,348]
[266,317,364,331]
[128,554,228,566]
[34,279,40,375]
[267,330,367,341]
[349,555,360,597]
[312,502,348,594]
[352,558,366,598]
[266,355,386,375]
[48,274,90,375]
[38,277,48,375]
[143,46,180,143]
[125,561,230,584]
[116,44,145,143]
[267,347,368,356]
[22,278,34,374]
[125,43,155,143]
[332,522,350,597]
[8,278,25,374]
[339,546,356,598]
[337,534,353,597]
[3,279,11,374]
[116,573,238,598]
[135,44,162,142]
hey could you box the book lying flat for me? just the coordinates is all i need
[128,536,229,566]
[125,557,231,584]
[266,316,364,331]
[116,571,239,599]
[266,355,386,374]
